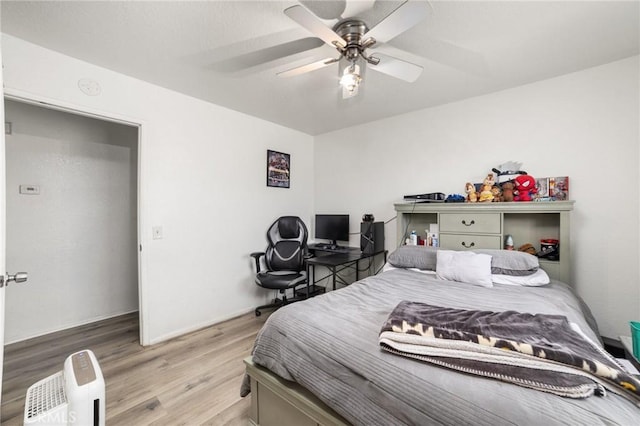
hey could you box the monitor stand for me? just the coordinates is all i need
[328,240,340,250]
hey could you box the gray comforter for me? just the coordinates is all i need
[248,269,640,425]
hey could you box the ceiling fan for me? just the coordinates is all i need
[279,0,430,99]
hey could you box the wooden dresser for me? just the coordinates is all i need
[394,201,575,284]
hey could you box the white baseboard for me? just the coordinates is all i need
[146,307,256,346]
[5,309,140,345]
[6,307,258,347]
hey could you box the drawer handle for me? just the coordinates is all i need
[461,220,475,226]
[461,242,475,248]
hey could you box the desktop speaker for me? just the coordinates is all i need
[361,221,384,254]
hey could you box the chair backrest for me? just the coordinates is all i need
[265,216,308,272]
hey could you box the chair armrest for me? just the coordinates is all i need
[250,252,265,273]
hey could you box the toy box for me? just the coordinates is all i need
[535,178,549,198]
[549,176,569,201]
[535,176,569,201]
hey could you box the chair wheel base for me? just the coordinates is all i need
[255,309,262,317]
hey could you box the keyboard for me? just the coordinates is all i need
[325,247,351,254]
[403,192,446,202]
[311,244,351,253]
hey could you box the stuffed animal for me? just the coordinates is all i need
[501,181,515,202]
[465,182,477,203]
[518,243,537,255]
[478,174,495,202]
[513,175,537,202]
[491,185,502,202]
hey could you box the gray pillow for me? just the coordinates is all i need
[474,249,539,276]
[388,246,438,270]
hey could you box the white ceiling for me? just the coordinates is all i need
[1,1,638,135]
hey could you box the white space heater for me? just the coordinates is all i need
[24,349,105,426]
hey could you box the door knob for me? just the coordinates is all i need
[0,272,28,288]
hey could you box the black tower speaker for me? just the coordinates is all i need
[361,221,385,254]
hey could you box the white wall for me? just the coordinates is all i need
[315,56,640,339]
[1,34,315,344]
[4,100,138,343]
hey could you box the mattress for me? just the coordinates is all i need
[249,268,640,425]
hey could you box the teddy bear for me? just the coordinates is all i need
[478,173,495,202]
[501,181,515,202]
[465,182,477,203]
[513,175,537,202]
[518,243,537,255]
[491,185,502,202]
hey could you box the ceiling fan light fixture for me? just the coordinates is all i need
[339,56,366,99]
[340,62,361,94]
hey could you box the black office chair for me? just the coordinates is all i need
[250,216,309,317]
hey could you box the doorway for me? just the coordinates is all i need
[3,98,143,345]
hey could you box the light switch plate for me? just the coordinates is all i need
[19,185,40,195]
[152,226,163,240]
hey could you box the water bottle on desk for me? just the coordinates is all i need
[409,230,418,245]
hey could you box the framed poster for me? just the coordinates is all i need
[266,150,290,188]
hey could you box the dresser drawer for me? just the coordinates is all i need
[440,234,502,251]
[439,213,501,234]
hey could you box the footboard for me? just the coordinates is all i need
[244,357,349,426]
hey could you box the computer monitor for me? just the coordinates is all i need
[315,214,349,247]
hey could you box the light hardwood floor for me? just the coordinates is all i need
[1,311,267,425]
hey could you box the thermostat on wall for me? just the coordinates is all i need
[19,185,40,195]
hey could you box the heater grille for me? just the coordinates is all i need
[25,372,67,419]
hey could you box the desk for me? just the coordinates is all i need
[306,247,387,291]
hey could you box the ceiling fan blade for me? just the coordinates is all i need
[210,38,325,73]
[390,37,488,76]
[369,52,423,82]
[300,0,346,19]
[277,58,338,78]
[342,0,376,18]
[284,5,346,49]
[365,0,430,44]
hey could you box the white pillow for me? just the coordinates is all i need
[383,263,437,275]
[436,250,493,288]
[492,268,550,286]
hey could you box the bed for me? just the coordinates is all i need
[242,248,640,425]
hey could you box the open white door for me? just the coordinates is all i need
[0,46,21,402]
[0,43,6,402]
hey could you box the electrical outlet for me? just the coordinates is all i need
[152,226,163,240]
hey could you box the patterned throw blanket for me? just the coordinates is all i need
[379,301,640,404]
